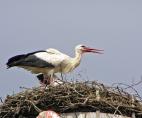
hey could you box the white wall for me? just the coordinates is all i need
[61,112,131,118]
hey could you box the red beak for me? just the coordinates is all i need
[83,47,104,54]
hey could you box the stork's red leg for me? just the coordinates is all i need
[37,74,50,88]
[36,74,63,88]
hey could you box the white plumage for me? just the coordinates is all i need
[7,44,103,85]
[35,48,70,69]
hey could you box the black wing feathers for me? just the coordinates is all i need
[7,54,26,68]
[6,50,54,68]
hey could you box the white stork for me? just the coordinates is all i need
[7,44,103,85]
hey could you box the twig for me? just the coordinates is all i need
[83,96,90,105]
[102,100,123,116]
[112,82,142,101]
[19,86,31,90]
[25,100,42,113]
[0,97,3,103]
[113,106,120,115]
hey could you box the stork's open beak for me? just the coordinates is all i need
[83,47,104,54]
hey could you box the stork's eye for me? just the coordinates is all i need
[81,45,85,48]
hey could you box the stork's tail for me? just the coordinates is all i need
[6,54,26,68]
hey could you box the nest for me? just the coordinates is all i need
[0,81,142,118]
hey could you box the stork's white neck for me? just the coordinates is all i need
[61,49,83,73]
[71,50,83,68]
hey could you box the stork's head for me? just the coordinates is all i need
[75,44,103,54]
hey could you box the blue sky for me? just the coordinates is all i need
[0,0,142,98]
